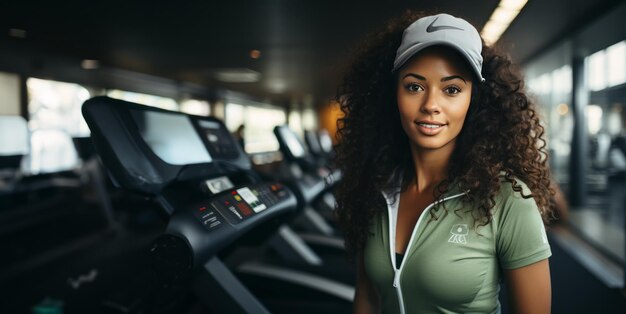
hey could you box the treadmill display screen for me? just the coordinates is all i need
[319,129,333,154]
[305,131,322,155]
[205,176,234,194]
[277,127,305,158]
[130,109,212,165]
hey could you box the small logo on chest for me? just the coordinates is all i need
[448,224,469,244]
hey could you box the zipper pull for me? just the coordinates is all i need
[393,271,400,287]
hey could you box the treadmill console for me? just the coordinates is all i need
[198,183,289,228]
[165,180,296,267]
[82,97,298,272]
[196,119,240,159]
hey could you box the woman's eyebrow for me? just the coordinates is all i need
[402,73,426,81]
[441,75,467,84]
[403,73,467,85]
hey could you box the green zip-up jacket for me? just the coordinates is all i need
[363,179,551,314]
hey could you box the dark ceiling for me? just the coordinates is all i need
[0,0,623,107]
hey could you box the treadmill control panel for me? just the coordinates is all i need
[195,183,289,229]
[196,119,240,159]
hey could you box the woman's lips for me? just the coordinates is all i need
[415,120,446,135]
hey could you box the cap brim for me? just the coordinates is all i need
[393,41,484,82]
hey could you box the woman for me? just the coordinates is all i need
[334,12,554,314]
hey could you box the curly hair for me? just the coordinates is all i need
[334,10,555,257]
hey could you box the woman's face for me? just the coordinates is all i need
[397,46,473,153]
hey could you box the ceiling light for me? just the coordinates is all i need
[481,20,508,44]
[499,0,529,11]
[214,68,261,83]
[480,0,529,45]
[250,50,261,59]
[268,80,287,93]
[490,7,518,25]
[8,28,27,38]
[81,59,99,70]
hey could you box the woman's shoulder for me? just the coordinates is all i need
[486,174,541,219]
[490,176,551,268]
[491,174,542,221]
[495,174,533,199]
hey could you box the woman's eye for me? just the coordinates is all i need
[444,86,461,94]
[405,83,423,92]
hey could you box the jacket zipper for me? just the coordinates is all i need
[383,191,466,314]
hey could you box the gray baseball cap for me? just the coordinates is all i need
[393,13,485,82]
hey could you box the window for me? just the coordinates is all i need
[302,109,318,131]
[574,43,626,262]
[0,71,20,116]
[587,50,606,91]
[225,102,286,153]
[225,103,245,132]
[587,105,603,135]
[606,41,626,87]
[527,65,573,184]
[107,89,178,111]
[585,41,626,91]
[528,72,552,95]
[288,111,303,138]
[552,65,572,94]
[26,78,90,173]
[180,99,210,116]
[244,106,286,153]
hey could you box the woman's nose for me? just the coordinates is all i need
[420,91,441,114]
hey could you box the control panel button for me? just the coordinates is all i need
[195,183,289,227]
[193,205,224,231]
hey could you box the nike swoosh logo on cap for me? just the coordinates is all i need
[426,17,464,33]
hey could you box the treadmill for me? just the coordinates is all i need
[82,96,299,313]
[303,129,342,221]
[272,126,341,237]
[304,129,339,178]
[83,96,358,313]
